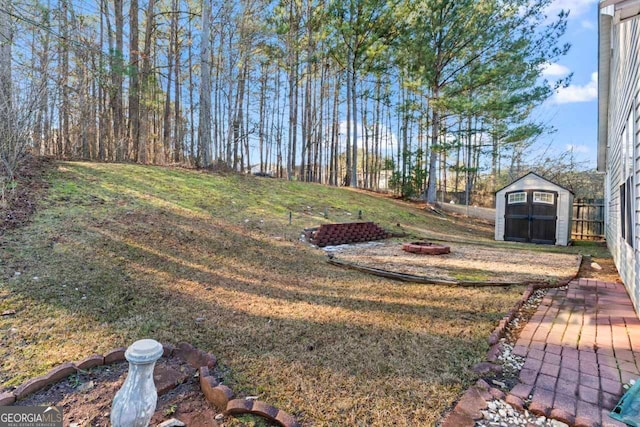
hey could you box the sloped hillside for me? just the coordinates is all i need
[0,162,525,425]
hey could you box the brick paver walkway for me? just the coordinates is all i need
[509,279,640,426]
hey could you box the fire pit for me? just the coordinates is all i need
[402,241,450,255]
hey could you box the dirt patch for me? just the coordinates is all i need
[577,249,621,282]
[14,356,227,426]
[332,242,580,284]
[0,155,51,235]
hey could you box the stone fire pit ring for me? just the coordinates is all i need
[402,241,450,255]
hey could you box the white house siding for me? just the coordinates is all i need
[635,67,640,312]
[495,173,573,246]
[603,15,640,314]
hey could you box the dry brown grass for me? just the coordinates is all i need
[0,162,593,425]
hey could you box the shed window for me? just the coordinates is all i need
[533,192,554,204]
[508,192,527,204]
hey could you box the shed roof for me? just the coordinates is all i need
[494,172,575,195]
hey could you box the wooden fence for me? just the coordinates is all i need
[572,198,605,241]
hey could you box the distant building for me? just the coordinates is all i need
[356,170,394,191]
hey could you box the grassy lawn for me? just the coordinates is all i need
[0,162,602,425]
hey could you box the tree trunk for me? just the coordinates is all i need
[425,85,439,203]
[491,123,499,192]
[329,72,338,185]
[173,0,181,164]
[138,0,155,164]
[128,0,140,161]
[345,67,351,187]
[232,64,245,171]
[0,0,12,175]
[60,0,70,157]
[113,0,124,161]
[163,3,176,164]
[197,0,212,167]
[259,61,266,173]
[350,66,358,187]
[188,17,195,163]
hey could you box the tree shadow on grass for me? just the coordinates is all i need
[0,162,526,425]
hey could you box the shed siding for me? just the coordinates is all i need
[604,16,640,314]
[495,174,572,246]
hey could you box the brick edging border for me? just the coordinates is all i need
[0,342,301,427]
[440,254,583,426]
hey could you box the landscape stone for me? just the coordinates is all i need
[13,375,50,400]
[203,383,234,410]
[175,342,216,369]
[157,418,185,427]
[505,394,524,411]
[153,364,189,396]
[162,343,175,357]
[104,347,127,364]
[441,411,475,427]
[0,391,16,405]
[76,354,104,370]
[226,399,254,415]
[251,400,279,419]
[454,388,487,419]
[489,388,506,400]
[225,399,300,427]
[199,366,210,378]
[46,362,76,382]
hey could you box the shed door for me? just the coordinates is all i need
[504,190,557,244]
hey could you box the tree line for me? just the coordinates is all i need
[1,0,571,202]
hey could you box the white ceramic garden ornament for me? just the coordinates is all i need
[110,339,163,427]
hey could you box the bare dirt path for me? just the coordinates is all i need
[0,156,52,235]
[333,241,580,284]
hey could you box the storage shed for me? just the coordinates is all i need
[495,172,574,246]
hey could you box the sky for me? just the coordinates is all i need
[534,0,599,167]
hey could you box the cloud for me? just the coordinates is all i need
[541,62,571,77]
[580,20,596,30]
[566,144,590,153]
[545,0,598,19]
[552,72,597,104]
